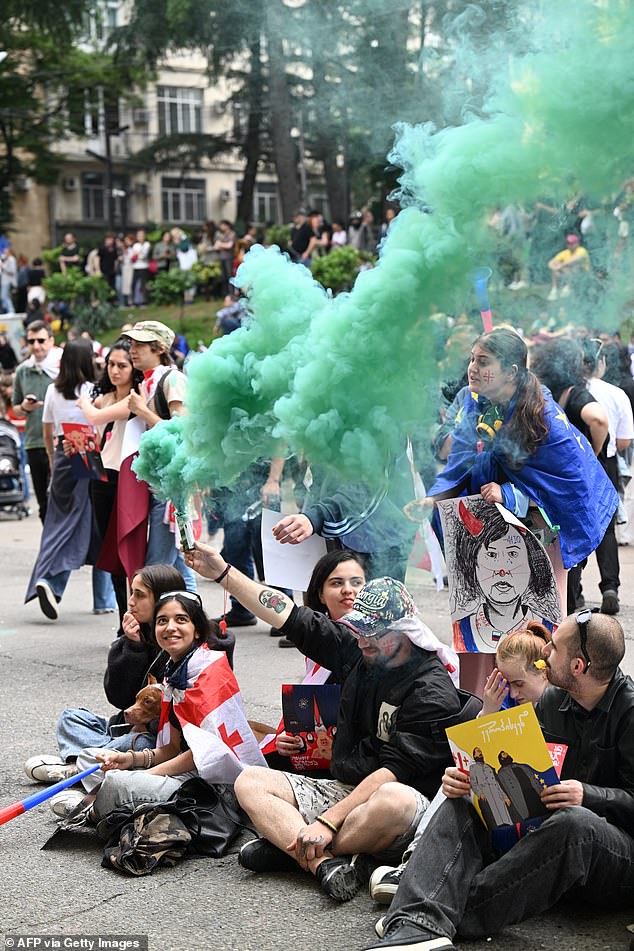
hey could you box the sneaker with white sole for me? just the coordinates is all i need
[35,580,58,620]
[49,789,86,819]
[24,755,79,784]
[363,920,455,950]
[370,864,403,903]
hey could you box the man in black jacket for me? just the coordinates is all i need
[184,542,473,903]
[366,611,634,951]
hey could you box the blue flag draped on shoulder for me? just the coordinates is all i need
[430,387,617,569]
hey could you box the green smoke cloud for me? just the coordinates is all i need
[136,0,634,502]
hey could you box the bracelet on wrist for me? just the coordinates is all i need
[316,815,339,835]
[214,564,231,584]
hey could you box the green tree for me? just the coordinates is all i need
[0,0,147,230]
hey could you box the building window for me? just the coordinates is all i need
[81,171,127,224]
[82,172,105,221]
[161,177,206,223]
[157,87,203,136]
[236,181,280,225]
[83,1,119,42]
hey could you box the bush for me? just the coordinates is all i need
[265,224,291,251]
[148,268,196,306]
[43,271,118,335]
[311,246,376,294]
[40,246,62,271]
[191,259,221,289]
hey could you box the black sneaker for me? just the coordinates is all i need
[269,626,283,637]
[36,580,58,620]
[369,864,403,903]
[238,837,296,873]
[278,636,297,648]
[215,612,257,628]
[315,856,360,902]
[601,590,619,615]
[363,920,455,950]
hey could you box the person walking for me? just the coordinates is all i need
[11,321,62,522]
[25,340,98,619]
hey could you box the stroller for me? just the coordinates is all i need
[0,419,28,518]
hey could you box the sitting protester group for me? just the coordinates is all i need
[20,324,634,950]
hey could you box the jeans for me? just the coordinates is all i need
[384,799,634,941]
[41,569,70,601]
[222,513,291,621]
[146,494,197,592]
[0,280,15,313]
[56,708,155,761]
[92,567,117,611]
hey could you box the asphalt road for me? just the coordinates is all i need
[1,513,632,951]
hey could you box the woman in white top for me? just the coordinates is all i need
[81,339,143,625]
[25,340,97,620]
[131,229,151,306]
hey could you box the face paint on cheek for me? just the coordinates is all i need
[481,369,495,384]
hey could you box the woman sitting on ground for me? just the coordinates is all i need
[50,591,259,821]
[24,565,188,784]
[265,550,367,771]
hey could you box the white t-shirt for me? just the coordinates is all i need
[132,241,151,269]
[587,377,634,457]
[42,382,93,436]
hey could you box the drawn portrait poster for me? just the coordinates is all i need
[437,495,561,653]
[446,703,560,831]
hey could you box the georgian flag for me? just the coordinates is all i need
[159,645,267,783]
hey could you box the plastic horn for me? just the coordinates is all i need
[473,266,493,333]
[0,764,101,826]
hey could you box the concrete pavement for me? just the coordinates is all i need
[0,512,632,951]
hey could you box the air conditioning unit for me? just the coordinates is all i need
[219,188,230,203]
[14,175,32,192]
[134,182,148,198]
[133,108,150,125]
[62,176,78,192]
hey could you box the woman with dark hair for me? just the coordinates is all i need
[25,340,98,619]
[423,328,616,569]
[79,339,144,624]
[411,327,617,693]
[51,591,258,820]
[25,564,187,784]
[530,337,608,455]
[269,551,367,766]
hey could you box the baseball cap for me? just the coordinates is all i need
[121,320,175,350]
[339,577,416,638]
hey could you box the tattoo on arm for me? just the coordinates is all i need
[258,589,287,614]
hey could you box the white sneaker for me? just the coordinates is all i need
[24,755,79,784]
[560,284,571,298]
[35,580,58,620]
[370,864,404,903]
[547,287,559,302]
[49,789,86,818]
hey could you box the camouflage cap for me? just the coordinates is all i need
[339,577,416,638]
[122,320,175,350]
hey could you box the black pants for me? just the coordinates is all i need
[567,455,620,611]
[27,447,50,522]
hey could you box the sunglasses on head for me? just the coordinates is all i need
[574,608,592,672]
[157,590,203,607]
[27,338,48,345]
